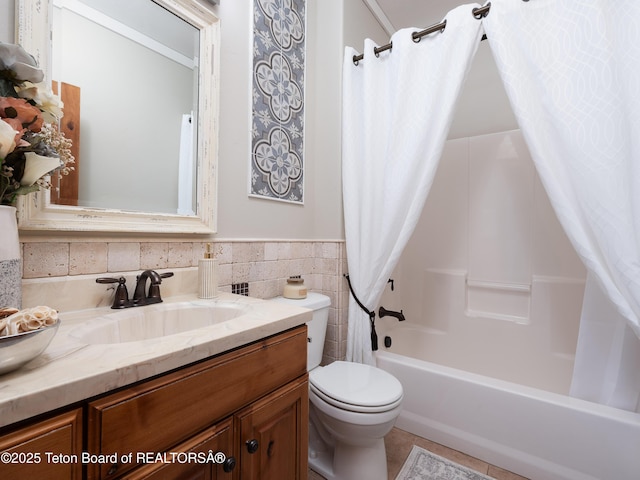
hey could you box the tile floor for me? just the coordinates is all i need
[308,427,529,480]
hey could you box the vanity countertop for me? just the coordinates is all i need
[0,293,311,429]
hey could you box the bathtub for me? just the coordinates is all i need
[376,339,640,480]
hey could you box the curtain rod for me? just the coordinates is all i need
[352,2,491,65]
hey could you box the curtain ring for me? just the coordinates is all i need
[352,55,359,66]
[373,43,392,58]
[472,2,491,19]
[412,19,446,43]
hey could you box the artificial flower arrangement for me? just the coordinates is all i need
[0,41,74,207]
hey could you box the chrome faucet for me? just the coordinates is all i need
[96,270,173,309]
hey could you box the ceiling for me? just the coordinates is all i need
[369,0,476,34]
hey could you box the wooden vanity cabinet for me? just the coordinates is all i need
[0,408,83,480]
[0,325,308,480]
[86,326,308,480]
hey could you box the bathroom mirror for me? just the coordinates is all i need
[15,0,219,233]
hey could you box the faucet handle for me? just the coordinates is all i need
[96,277,131,309]
[148,271,174,303]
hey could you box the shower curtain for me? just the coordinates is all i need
[342,5,483,365]
[484,0,640,411]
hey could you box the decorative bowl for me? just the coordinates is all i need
[0,322,60,375]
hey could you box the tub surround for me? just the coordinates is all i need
[374,128,638,479]
[0,292,311,428]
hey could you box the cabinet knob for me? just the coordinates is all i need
[246,438,259,453]
[267,440,275,457]
[222,456,236,473]
[106,463,119,476]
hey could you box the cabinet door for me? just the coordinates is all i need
[122,418,236,480]
[236,375,308,480]
[0,408,82,480]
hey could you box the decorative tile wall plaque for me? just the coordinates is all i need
[251,0,305,203]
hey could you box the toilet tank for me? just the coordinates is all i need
[271,292,331,370]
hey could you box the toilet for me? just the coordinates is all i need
[273,292,403,480]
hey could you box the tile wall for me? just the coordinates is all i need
[19,240,349,364]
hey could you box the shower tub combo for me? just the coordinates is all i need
[375,273,640,480]
[372,130,640,480]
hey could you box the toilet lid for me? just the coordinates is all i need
[310,361,403,410]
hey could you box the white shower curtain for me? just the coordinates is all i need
[342,5,483,365]
[484,0,640,411]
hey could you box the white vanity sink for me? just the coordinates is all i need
[69,301,252,344]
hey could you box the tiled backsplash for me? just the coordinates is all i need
[20,240,349,364]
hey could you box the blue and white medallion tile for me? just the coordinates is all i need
[251,0,305,203]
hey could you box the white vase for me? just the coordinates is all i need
[0,205,22,309]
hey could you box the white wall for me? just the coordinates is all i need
[344,0,388,50]
[213,0,310,239]
[210,0,387,240]
[306,0,345,240]
[1,0,13,42]
[213,0,349,240]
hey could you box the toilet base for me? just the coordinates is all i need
[309,438,388,480]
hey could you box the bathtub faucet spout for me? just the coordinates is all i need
[379,306,405,321]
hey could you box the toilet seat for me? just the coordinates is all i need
[310,361,403,414]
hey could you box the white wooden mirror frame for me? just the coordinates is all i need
[15,0,219,234]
